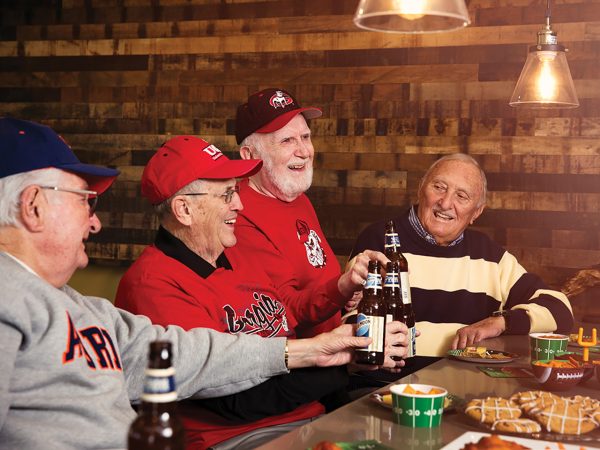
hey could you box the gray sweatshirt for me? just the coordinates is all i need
[0,253,287,449]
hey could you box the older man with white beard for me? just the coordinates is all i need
[229,88,386,342]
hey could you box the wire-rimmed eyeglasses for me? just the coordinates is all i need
[40,186,98,217]
[182,185,240,204]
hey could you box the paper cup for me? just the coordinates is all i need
[390,384,447,428]
[529,333,568,361]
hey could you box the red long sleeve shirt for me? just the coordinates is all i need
[228,179,344,338]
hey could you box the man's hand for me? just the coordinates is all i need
[344,290,362,312]
[451,316,506,349]
[351,321,409,373]
[338,250,389,298]
[287,324,372,368]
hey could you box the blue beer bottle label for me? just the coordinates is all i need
[142,367,177,403]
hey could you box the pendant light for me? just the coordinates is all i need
[509,0,578,108]
[353,0,470,34]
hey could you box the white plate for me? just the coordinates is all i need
[440,431,600,450]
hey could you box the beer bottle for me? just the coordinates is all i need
[385,219,416,357]
[355,260,386,365]
[383,260,403,361]
[384,219,401,263]
[128,341,185,450]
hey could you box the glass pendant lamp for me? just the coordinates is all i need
[509,0,578,108]
[353,0,470,34]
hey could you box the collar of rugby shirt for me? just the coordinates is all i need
[408,205,464,247]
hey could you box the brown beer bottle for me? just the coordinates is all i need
[128,341,185,450]
[355,260,386,365]
[384,219,402,263]
[385,220,417,357]
[383,260,403,361]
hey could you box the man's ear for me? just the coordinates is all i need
[239,145,253,160]
[169,196,194,227]
[470,204,485,225]
[19,186,46,232]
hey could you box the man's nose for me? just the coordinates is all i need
[230,192,243,211]
[438,192,453,209]
[89,213,102,234]
[294,140,312,158]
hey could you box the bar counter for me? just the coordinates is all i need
[256,331,600,449]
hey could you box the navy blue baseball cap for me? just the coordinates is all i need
[0,117,119,194]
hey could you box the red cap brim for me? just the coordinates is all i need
[200,158,263,180]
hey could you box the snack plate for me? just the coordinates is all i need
[457,407,600,444]
[440,431,600,450]
[447,348,519,364]
[369,391,463,412]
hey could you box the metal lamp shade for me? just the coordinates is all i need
[509,46,579,108]
[353,0,470,34]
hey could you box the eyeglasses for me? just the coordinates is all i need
[40,186,98,217]
[182,185,240,204]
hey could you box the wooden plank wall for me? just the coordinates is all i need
[1,0,600,289]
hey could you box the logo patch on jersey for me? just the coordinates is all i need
[296,219,326,268]
[224,291,289,338]
[269,90,294,109]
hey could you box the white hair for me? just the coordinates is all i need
[419,153,487,207]
[240,133,265,156]
[154,179,207,222]
[0,168,64,227]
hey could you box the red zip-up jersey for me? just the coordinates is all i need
[115,228,339,449]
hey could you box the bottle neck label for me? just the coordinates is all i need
[142,367,177,403]
[365,273,382,291]
[384,232,400,248]
[383,272,399,288]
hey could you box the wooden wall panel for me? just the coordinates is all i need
[1,0,600,289]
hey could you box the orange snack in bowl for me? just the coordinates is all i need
[532,360,577,368]
[403,384,444,395]
[403,384,421,394]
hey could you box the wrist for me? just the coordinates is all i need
[337,274,354,298]
[285,339,314,369]
[492,309,510,332]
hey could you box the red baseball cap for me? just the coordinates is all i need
[235,88,322,144]
[141,136,262,204]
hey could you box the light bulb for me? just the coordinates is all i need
[394,0,426,20]
[536,51,558,102]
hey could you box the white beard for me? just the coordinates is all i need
[261,157,313,202]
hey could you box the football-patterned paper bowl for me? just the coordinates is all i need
[390,384,447,428]
[531,359,585,391]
